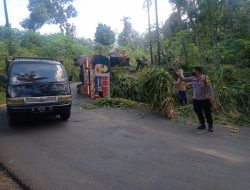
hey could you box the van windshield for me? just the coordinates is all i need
[10,63,67,85]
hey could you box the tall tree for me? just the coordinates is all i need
[186,0,208,65]
[21,0,77,34]
[94,23,115,46]
[154,0,161,64]
[118,17,134,46]
[21,3,50,31]
[166,0,250,67]
[163,12,185,37]
[143,0,154,65]
[169,0,186,22]
[3,0,13,56]
[168,0,189,64]
[3,0,10,28]
[198,0,222,68]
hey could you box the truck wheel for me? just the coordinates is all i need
[7,112,17,126]
[60,111,71,121]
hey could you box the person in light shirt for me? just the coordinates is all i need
[175,68,188,106]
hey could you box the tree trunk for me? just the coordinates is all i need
[145,0,154,65]
[188,16,207,65]
[211,28,220,69]
[181,39,188,64]
[176,4,182,25]
[3,0,10,28]
[176,4,188,64]
[155,0,161,65]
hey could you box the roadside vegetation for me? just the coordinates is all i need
[0,0,249,127]
[108,66,250,127]
[0,92,5,106]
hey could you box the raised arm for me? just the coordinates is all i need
[180,75,193,82]
[173,77,180,85]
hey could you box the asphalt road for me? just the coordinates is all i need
[0,84,250,190]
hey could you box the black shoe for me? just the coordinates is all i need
[208,124,214,132]
[197,125,206,130]
[208,128,214,132]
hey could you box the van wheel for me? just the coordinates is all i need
[60,111,71,121]
[7,112,16,126]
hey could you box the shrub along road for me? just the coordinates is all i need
[0,84,250,190]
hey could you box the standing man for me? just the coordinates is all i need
[177,66,214,132]
[175,68,188,106]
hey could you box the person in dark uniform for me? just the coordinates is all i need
[177,66,214,132]
[135,56,147,71]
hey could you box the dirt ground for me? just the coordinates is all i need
[0,166,22,190]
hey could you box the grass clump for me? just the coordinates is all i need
[0,91,5,106]
[91,97,152,111]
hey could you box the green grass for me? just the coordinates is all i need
[213,112,250,128]
[83,97,152,111]
[0,91,5,106]
[177,104,250,128]
[110,65,250,127]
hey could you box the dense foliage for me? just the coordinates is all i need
[162,0,250,68]
[0,26,96,77]
[111,67,176,118]
[118,17,141,48]
[94,23,115,46]
[110,66,250,126]
[0,0,249,126]
[21,0,77,34]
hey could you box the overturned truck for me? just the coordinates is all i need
[74,55,110,98]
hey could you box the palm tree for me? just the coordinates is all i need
[3,0,10,27]
[155,0,161,64]
[143,0,154,65]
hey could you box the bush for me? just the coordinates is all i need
[210,66,250,114]
[0,92,5,105]
[110,66,176,118]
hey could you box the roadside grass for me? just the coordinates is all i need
[82,97,152,111]
[0,92,5,106]
[109,65,250,128]
[83,98,249,128]
[176,104,250,128]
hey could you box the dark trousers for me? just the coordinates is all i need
[179,91,187,106]
[193,99,213,127]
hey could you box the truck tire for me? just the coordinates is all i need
[60,111,71,121]
[7,112,17,126]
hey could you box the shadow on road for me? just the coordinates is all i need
[0,109,67,134]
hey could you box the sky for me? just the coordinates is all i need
[0,0,173,39]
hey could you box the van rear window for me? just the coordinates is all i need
[10,63,67,85]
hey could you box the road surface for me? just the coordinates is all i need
[0,84,250,190]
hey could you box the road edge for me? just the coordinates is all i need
[0,105,30,189]
[0,160,31,190]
